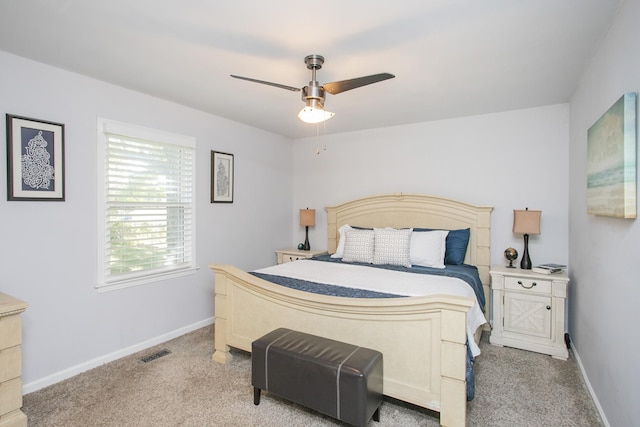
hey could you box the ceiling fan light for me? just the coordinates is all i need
[298,106,335,124]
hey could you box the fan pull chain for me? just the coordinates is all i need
[314,121,328,155]
[322,119,327,151]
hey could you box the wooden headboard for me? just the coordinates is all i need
[325,193,493,309]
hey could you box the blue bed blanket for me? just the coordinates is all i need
[250,255,483,400]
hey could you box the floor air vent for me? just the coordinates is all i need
[140,349,172,363]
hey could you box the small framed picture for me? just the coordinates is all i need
[6,114,65,201]
[211,151,234,203]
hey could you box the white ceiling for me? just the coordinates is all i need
[0,1,620,139]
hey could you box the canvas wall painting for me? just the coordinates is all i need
[587,92,637,219]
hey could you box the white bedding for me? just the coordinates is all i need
[255,259,487,356]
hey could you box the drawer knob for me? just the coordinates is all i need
[546,305,551,310]
[517,280,537,289]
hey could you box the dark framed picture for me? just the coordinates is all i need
[6,114,65,201]
[211,151,234,203]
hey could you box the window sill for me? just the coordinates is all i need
[96,266,199,293]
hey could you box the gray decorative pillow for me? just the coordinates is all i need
[373,227,412,267]
[342,229,375,264]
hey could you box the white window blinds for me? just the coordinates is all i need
[97,118,196,291]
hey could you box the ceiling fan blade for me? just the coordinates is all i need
[322,73,395,95]
[230,75,301,92]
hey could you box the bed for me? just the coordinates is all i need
[209,193,492,426]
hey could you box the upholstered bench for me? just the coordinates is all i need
[252,328,383,427]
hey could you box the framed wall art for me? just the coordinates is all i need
[6,114,65,201]
[211,151,234,203]
[587,93,637,219]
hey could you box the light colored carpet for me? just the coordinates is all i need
[23,325,603,426]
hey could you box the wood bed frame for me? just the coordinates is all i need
[209,193,492,426]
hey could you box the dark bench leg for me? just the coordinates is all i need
[373,406,380,422]
[254,387,261,405]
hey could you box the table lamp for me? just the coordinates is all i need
[513,208,541,269]
[300,208,315,251]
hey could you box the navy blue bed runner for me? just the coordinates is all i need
[249,254,483,400]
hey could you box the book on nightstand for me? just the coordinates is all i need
[532,263,566,274]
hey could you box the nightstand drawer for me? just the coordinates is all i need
[504,276,551,294]
[281,254,305,263]
[275,249,327,265]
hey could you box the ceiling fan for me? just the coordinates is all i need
[231,54,395,124]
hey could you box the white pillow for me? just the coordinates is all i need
[331,224,353,258]
[410,230,449,268]
[341,229,375,264]
[373,227,412,267]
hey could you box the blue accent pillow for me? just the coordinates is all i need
[414,228,470,265]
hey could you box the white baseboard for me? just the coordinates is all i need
[23,317,214,394]
[571,344,610,427]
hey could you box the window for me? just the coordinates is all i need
[97,118,196,292]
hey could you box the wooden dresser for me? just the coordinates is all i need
[0,292,28,427]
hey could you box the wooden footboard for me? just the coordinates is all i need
[210,263,473,427]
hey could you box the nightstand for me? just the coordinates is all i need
[489,265,569,359]
[275,248,327,264]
